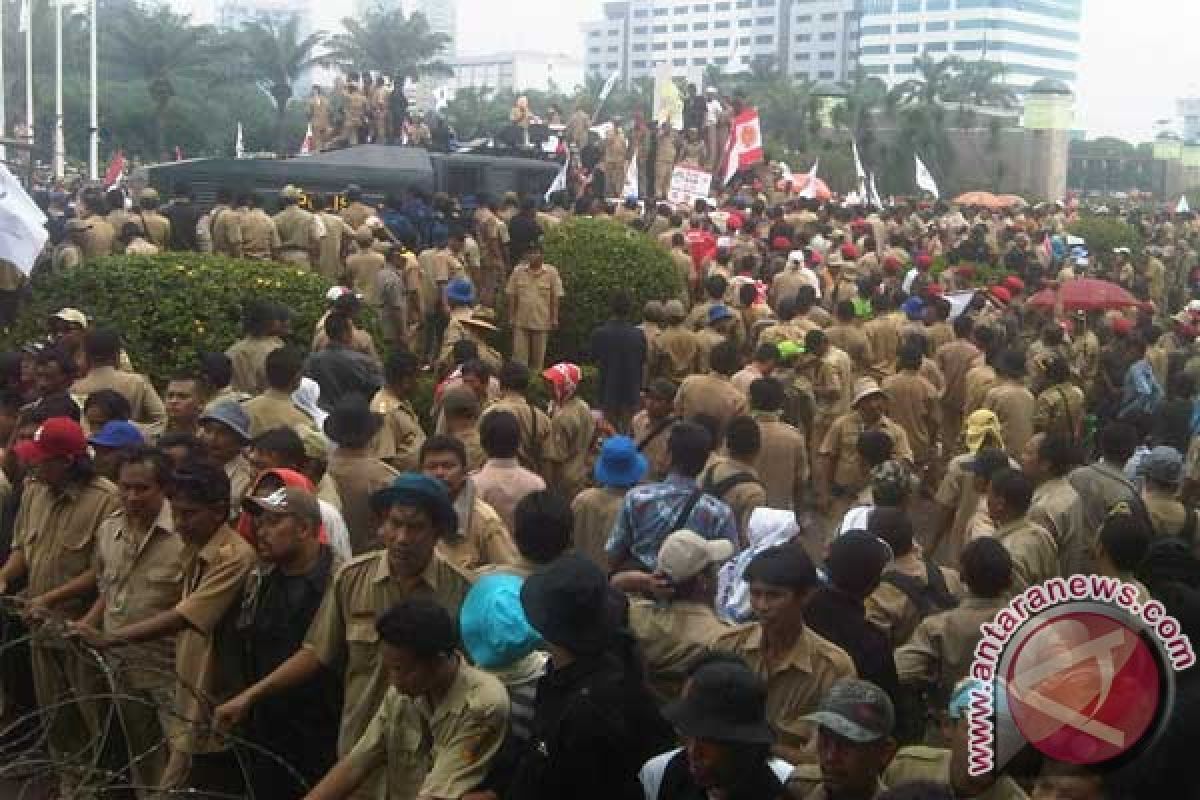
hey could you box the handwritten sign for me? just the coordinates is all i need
[667,166,713,206]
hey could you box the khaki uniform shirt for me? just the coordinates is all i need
[345,664,509,800]
[632,411,676,483]
[304,551,472,757]
[629,598,730,701]
[963,364,998,415]
[1071,330,1100,385]
[14,476,119,618]
[226,335,285,395]
[571,487,627,569]
[884,748,1028,800]
[1033,382,1085,441]
[925,321,955,354]
[981,381,1035,455]
[138,211,171,249]
[348,250,388,307]
[820,412,913,491]
[506,263,565,331]
[326,450,400,554]
[481,393,552,471]
[440,491,517,575]
[714,623,857,753]
[1144,490,1188,539]
[1067,460,1138,539]
[475,209,508,267]
[1029,476,1089,576]
[675,373,748,434]
[701,455,766,543]
[224,454,258,521]
[865,553,964,647]
[173,524,257,754]
[434,248,468,286]
[894,595,1005,693]
[125,238,159,256]
[316,213,348,279]
[274,206,321,259]
[240,209,281,260]
[242,388,316,439]
[882,371,941,463]
[370,388,426,472]
[53,243,83,270]
[341,202,374,231]
[652,326,703,382]
[932,453,985,566]
[545,397,595,499]
[94,502,183,689]
[751,411,809,511]
[209,205,243,257]
[935,339,981,412]
[81,216,116,260]
[826,324,873,375]
[72,365,167,435]
[863,316,900,376]
[995,516,1059,593]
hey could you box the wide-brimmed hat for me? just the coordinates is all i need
[657,530,734,583]
[369,472,458,532]
[804,679,895,743]
[520,553,614,655]
[446,278,476,306]
[460,574,543,669]
[200,400,252,442]
[663,660,775,745]
[851,377,885,407]
[593,435,647,488]
[322,393,382,446]
[52,307,88,327]
[1139,446,1184,486]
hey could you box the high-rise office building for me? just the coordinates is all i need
[857,0,1083,94]
[583,0,861,88]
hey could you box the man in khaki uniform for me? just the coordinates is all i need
[273,184,322,267]
[481,363,552,473]
[621,530,732,701]
[1033,356,1085,443]
[226,301,288,395]
[308,85,333,151]
[72,328,167,436]
[346,228,387,307]
[980,350,1035,459]
[652,300,703,382]
[542,363,595,500]
[0,419,118,764]
[78,192,116,260]
[506,241,564,373]
[135,188,172,250]
[882,343,941,484]
[55,220,87,268]
[674,340,749,436]
[323,399,399,554]
[76,449,183,791]
[370,351,426,473]
[238,192,282,261]
[714,545,856,763]
[572,435,646,568]
[805,330,854,470]
[654,122,678,200]
[313,194,349,281]
[340,188,375,231]
[826,302,873,376]
[699,416,767,543]
[817,378,914,523]
[370,79,391,143]
[1022,433,1089,577]
[209,187,243,258]
[341,83,367,145]
[750,377,809,511]
[198,402,259,518]
[602,122,629,199]
[933,317,981,460]
[632,379,679,483]
[987,468,1059,592]
[474,202,509,308]
[242,346,315,438]
[213,473,473,800]
[564,105,591,150]
[310,600,508,800]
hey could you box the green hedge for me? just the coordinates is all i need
[1067,215,1142,257]
[6,254,334,387]
[541,217,682,363]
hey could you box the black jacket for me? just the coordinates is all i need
[590,320,648,413]
[657,749,788,800]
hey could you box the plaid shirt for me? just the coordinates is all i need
[606,473,738,571]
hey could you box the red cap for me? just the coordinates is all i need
[1003,275,1025,293]
[771,236,792,251]
[926,283,944,296]
[808,250,823,266]
[883,255,901,275]
[989,286,1012,305]
[916,253,933,270]
[840,243,859,260]
[1111,317,1134,336]
[957,265,976,279]
[14,418,87,465]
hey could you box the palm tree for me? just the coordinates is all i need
[237,17,325,155]
[323,6,451,83]
[951,60,1017,110]
[444,86,509,139]
[103,4,220,159]
[889,53,963,107]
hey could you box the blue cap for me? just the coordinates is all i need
[88,420,145,449]
[460,574,542,669]
[200,400,252,441]
[369,472,458,533]
[446,277,475,306]
[707,304,734,325]
[948,678,988,720]
[593,435,648,488]
[901,296,926,320]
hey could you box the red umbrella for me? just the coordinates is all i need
[1026,278,1139,311]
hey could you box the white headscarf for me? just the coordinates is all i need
[716,508,799,623]
[292,377,328,429]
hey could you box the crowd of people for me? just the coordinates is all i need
[3,173,1200,800]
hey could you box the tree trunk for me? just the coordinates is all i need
[155,100,168,162]
[275,105,289,156]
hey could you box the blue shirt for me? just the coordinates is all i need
[1119,359,1163,419]
[606,473,738,571]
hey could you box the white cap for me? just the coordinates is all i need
[657,530,735,583]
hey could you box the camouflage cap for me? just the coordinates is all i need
[804,679,895,743]
[869,460,915,506]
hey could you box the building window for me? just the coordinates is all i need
[898,0,920,10]
[674,5,689,13]
[758,0,776,6]
[861,0,893,10]
[795,70,810,80]
[633,59,647,67]
[654,24,668,32]
[673,40,688,48]
[633,43,648,51]
[715,56,729,64]
[608,45,619,52]
[715,19,730,27]
[894,63,915,74]
[693,57,708,65]
[609,28,619,35]
[736,0,752,7]
[927,0,950,8]
[924,41,947,51]
[674,23,688,31]
[795,33,811,41]
[756,34,774,44]
[589,30,601,37]
[653,7,668,15]
[673,57,688,66]
[861,24,890,35]
[738,36,752,45]
[897,22,919,32]
[896,43,918,53]
[819,50,834,59]
[588,46,601,54]
[863,64,888,75]
[819,31,836,41]
[652,42,668,50]
[714,37,730,46]
[820,12,837,20]
[693,3,710,10]
[795,52,811,60]
[818,70,834,79]
[715,1,731,8]
[756,16,775,25]
[739,18,752,27]
[796,13,811,22]
[607,62,619,69]
[953,39,985,51]
[860,44,888,55]
[633,8,648,17]
[694,21,708,29]
[633,25,647,33]
[693,39,708,47]
[926,20,948,31]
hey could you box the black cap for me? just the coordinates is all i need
[663,661,776,745]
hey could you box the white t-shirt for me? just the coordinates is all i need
[639,749,794,800]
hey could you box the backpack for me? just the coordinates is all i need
[700,466,763,500]
[880,559,959,619]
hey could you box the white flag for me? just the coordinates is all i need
[623,149,639,199]
[0,164,49,275]
[235,122,244,159]
[778,162,794,186]
[299,124,313,156]
[1177,195,1190,214]
[914,153,940,199]
[852,139,868,197]
[868,173,884,209]
[596,72,619,115]
[544,158,568,203]
[18,0,30,33]
[798,159,819,199]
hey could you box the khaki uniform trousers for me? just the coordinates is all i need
[512,328,550,373]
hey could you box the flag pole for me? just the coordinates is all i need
[54,0,64,181]
[0,0,7,164]
[24,0,34,152]
[88,0,98,181]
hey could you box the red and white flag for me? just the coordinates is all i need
[300,125,314,156]
[174,146,183,161]
[103,150,126,188]
[721,108,764,185]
